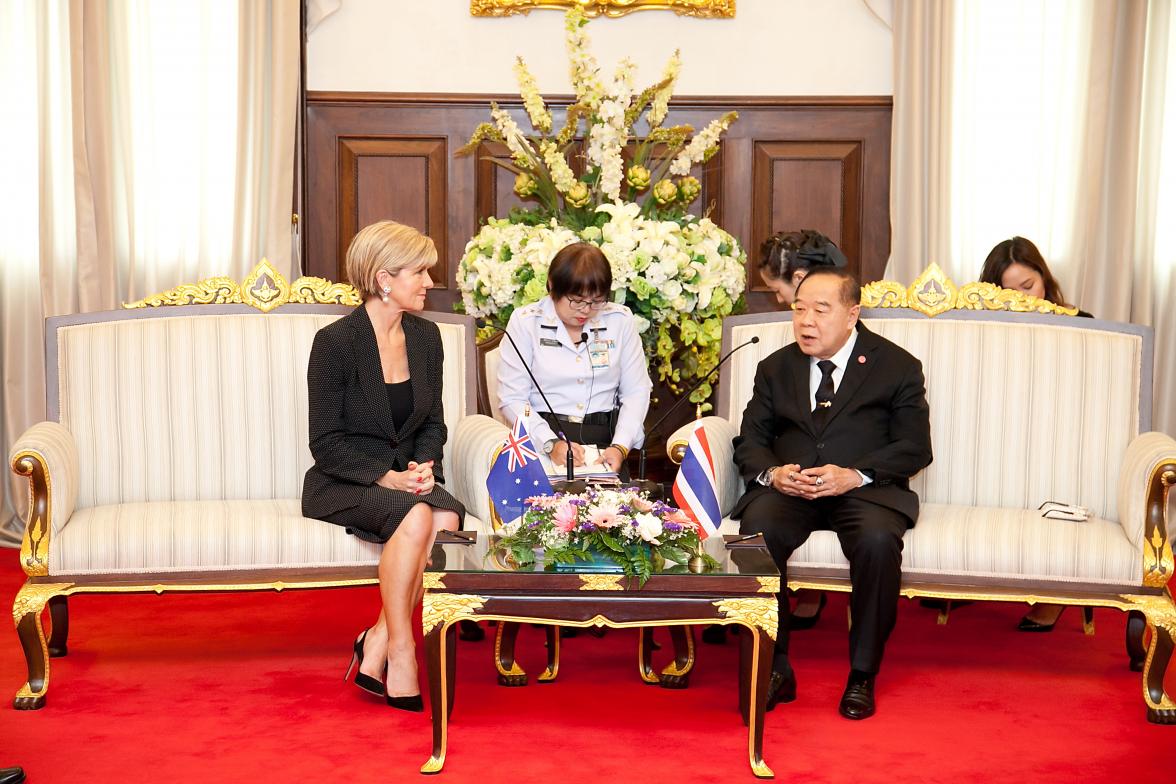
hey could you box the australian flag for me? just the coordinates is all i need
[486,417,553,527]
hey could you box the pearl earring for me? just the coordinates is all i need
[381,286,390,303]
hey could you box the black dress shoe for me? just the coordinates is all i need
[788,592,827,631]
[839,672,876,720]
[0,766,26,784]
[458,620,485,641]
[701,624,728,645]
[765,669,797,711]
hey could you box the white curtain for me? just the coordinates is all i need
[0,0,300,544]
[889,0,1176,436]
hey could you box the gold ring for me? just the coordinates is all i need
[788,472,796,481]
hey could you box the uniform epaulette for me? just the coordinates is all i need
[598,302,631,316]
[515,303,544,317]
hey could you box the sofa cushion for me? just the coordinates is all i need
[50,499,484,575]
[723,503,1140,587]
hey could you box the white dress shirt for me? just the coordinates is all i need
[807,330,860,410]
[497,296,653,451]
[808,329,871,486]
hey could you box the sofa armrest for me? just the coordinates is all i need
[1117,431,1176,588]
[666,416,742,516]
[8,421,80,576]
[450,414,510,533]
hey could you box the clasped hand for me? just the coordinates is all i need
[771,463,862,499]
[377,460,435,495]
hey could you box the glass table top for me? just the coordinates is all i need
[427,533,779,578]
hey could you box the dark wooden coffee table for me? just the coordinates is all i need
[419,535,780,778]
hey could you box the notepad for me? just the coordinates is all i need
[541,444,619,481]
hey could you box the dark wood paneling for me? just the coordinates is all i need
[751,140,862,290]
[306,92,891,315]
[336,136,448,285]
[476,141,529,225]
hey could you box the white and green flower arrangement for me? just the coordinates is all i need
[455,7,747,405]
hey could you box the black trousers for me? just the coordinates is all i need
[739,491,908,674]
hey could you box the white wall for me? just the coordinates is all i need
[307,0,893,96]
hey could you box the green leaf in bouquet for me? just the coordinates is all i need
[510,543,536,566]
[598,531,624,552]
[660,546,692,566]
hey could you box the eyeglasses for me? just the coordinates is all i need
[565,296,608,311]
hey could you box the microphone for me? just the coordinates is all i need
[578,332,589,346]
[637,336,761,482]
[493,326,578,483]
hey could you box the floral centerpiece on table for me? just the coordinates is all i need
[455,7,746,406]
[497,487,719,583]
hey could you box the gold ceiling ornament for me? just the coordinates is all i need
[712,597,778,641]
[472,0,734,18]
[860,262,1080,317]
[421,593,487,635]
[579,574,625,591]
[123,259,361,312]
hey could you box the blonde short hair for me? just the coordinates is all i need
[345,221,438,299]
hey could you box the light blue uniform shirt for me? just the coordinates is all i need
[497,295,653,451]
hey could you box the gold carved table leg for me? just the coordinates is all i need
[637,625,696,687]
[494,621,528,686]
[739,621,775,778]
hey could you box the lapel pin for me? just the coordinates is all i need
[858,355,866,364]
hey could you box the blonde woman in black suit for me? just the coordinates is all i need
[302,220,464,711]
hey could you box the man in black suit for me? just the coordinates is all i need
[732,267,932,719]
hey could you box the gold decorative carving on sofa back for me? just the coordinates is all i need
[860,263,1080,318]
[123,259,361,312]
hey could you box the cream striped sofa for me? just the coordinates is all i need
[662,303,1176,722]
[8,280,485,710]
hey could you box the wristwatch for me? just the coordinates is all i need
[757,466,780,487]
[543,438,557,455]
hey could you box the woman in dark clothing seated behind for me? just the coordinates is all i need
[980,236,1093,318]
[302,220,464,710]
[981,235,1093,631]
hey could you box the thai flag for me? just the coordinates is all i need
[672,423,721,539]
[486,417,553,527]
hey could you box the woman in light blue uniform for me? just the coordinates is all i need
[498,242,652,476]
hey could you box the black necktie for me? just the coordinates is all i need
[812,359,836,430]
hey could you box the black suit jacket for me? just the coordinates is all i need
[731,322,933,525]
[301,306,449,521]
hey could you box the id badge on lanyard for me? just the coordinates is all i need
[589,339,611,369]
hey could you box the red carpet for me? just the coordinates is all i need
[0,557,1171,783]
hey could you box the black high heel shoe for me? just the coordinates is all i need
[789,591,827,631]
[1017,605,1095,632]
[344,630,385,697]
[386,692,425,712]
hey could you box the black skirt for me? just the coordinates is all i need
[321,483,466,544]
